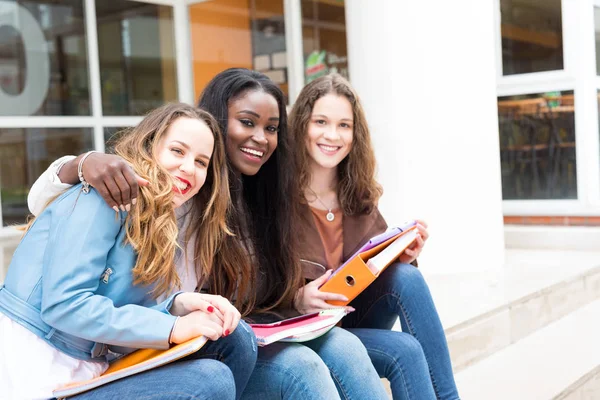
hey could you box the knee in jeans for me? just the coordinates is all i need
[224,320,257,366]
[179,360,236,399]
[322,328,370,362]
[389,262,427,294]
[396,333,427,366]
[287,348,331,379]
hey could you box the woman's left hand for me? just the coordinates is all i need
[398,220,429,264]
[171,292,241,336]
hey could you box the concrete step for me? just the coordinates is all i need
[422,249,600,371]
[455,299,600,400]
[555,365,600,400]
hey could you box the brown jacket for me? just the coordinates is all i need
[297,203,388,280]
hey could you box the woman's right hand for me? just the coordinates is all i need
[294,270,354,314]
[61,153,149,212]
[170,310,225,343]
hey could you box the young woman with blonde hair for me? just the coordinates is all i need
[0,103,256,399]
[290,74,461,400]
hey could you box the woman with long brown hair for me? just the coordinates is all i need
[290,73,460,400]
[0,103,256,399]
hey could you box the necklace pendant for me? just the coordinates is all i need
[326,211,335,222]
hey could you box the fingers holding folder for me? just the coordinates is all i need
[295,270,356,314]
[398,220,428,264]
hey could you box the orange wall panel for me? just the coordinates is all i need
[189,0,253,100]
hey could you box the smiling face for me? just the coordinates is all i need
[226,89,279,176]
[155,116,215,208]
[305,93,354,171]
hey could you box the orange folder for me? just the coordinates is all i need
[320,226,418,307]
[53,336,207,399]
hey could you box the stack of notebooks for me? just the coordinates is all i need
[248,308,349,346]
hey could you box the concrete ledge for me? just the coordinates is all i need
[456,300,600,400]
[555,365,600,400]
[447,265,600,372]
[505,225,600,251]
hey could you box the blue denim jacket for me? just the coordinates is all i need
[0,185,179,362]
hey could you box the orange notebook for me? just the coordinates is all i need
[320,224,418,307]
[53,336,208,399]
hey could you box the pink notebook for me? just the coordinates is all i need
[249,309,348,346]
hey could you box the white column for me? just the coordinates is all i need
[174,1,194,105]
[345,0,505,273]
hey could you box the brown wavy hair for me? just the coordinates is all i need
[113,103,234,299]
[289,73,383,215]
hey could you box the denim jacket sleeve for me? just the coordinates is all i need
[40,188,177,350]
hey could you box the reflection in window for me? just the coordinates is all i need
[0,128,94,226]
[189,0,288,102]
[500,0,563,75]
[498,91,576,200]
[301,0,348,83]
[96,1,177,115]
[0,0,90,116]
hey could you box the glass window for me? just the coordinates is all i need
[96,1,177,116]
[301,0,348,83]
[104,126,127,153]
[498,91,576,200]
[189,0,289,102]
[0,127,94,226]
[500,0,563,75]
[0,0,90,116]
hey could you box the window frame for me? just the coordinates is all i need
[0,0,183,232]
[496,0,600,216]
[0,0,305,232]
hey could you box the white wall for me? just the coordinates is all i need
[345,0,505,273]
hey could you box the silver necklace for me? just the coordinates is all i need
[308,188,336,222]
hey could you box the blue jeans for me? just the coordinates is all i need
[342,263,460,400]
[241,327,389,400]
[70,359,235,400]
[72,320,257,400]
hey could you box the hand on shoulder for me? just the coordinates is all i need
[67,152,149,213]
